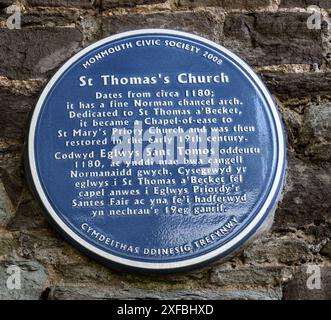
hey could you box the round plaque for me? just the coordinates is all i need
[26,29,286,272]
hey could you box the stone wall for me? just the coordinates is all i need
[0,0,330,300]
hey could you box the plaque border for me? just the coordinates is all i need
[26,29,286,272]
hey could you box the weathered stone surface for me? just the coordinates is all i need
[120,267,207,285]
[26,0,94,8]
[279,100,331,160]
[47,286,282,300]
[277,102,302,151]
[283,266,331,300]
[223,0,275,8]
[299,102,331,161]
[0,76,45,96]
[261,72,331,98]
[51,257,204,290]
[0,259,47,300]
[210,264,293,287]
[0,180,15,227]
[53,262,115,285]
[178,0,274,9]
[275,153,331,231]
[0,27,83,79]
[7,188,48,231]
[223,13,323,66]
[16,230,88,266]
[242,236,313,265]
[320,241,331,258]
[280,0,331,8]
[21,9,82,27]
[101,9,224,42]
[0,150,24,211]
[0,231,18,257]
[0,87,35,141]
[102,0,167,9]
[177,0,221,7]
[76,14,103,45]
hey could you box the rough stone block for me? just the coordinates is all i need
[275,153,331,231]
[277,103,302,151]
[0,87,35,141]
[0,27,83,79]
[0,231,18,257]
[6,188,48,231]
[0,150,24,211]
[52,263,114,284]
[101,9,224,42]
[320,241,331,258]
[0,179,15,227]
[280,0,331,8]
[261,72,331,98]
[299,102,331,161]
[21,10,82,27]
[47,287,282,300]
[223,12,323,66]
[16,231,88,266]
[0,259,47,300]
[102,0,167,9]
[242,236,313,264]
[283,266,331,299]
[26,0,94,8]
[210,264,293,287]
[178,0,274,9]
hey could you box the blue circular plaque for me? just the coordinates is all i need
[27,30,286,272]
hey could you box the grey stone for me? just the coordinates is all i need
[101,9,224,43]
[177,0,223,7]
[0,88,35,141]
[223,12,323,66]
[260,72,331,98]
[283,266,331,300]
[26,0,94,8]
[274,153,331,232]
[0,231,18,257]
[0,27,83,79]
[242,236,313,265]
[7,188,48,231]
[52,263,115,285]
[15,230,88,266]
[47,286,282,300]
[280,0,331,8]
[0,179,15,227]
[0,259,47,300]
[320,241,331,258]
[277,103,302,151]
[0,148,24,212]
[210,264,293,287]
[178,0,274,9]
[299,103,331,161]
[21,10,82,27]
[102,0,167,9]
